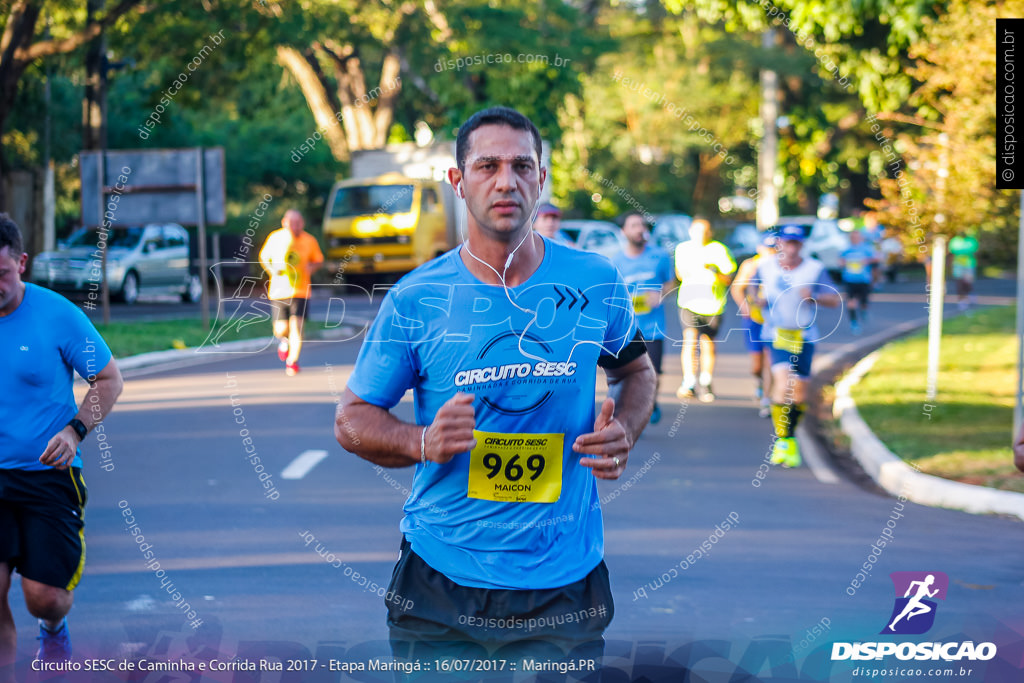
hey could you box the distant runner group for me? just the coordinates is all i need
[565,208,858,468]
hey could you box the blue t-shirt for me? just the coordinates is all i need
[610,245,674,341]
[840,244,877,284]
[346,238,638,590]
[0,283,113,471]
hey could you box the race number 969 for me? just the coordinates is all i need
[468,431,563,503]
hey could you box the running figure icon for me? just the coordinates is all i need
[887,574,939,632]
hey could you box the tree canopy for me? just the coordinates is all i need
[1,0,1015,263]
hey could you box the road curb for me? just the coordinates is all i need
[832,345,1024,522]
[797,318,929,486]
[116,337,275,371]
[114,320,371,373]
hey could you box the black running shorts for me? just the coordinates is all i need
[0,467,88,590]
[386,537,612,663]
[680,308,722,338]
[270,297,309,323]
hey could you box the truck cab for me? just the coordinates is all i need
[322,172,457,280]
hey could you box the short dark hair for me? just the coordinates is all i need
[0,213,23,255]
[620,212,647,228]
[455,106,543,172]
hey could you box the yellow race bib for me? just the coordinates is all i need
[748,295,764,325]
[632,294,651,315]
[773,328,804,355]
[468,431,563,504]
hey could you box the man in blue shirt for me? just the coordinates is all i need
[0,215,122,671]
[839,229,878,334]
[335,107,656,661]
[610,212,674,424]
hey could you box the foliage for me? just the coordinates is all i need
[851,306,1022,493]
[869,0,1021,266]
[3,0,1014,259]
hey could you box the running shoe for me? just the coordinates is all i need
[783,438,802,468]
[676,383,695,400]
[36,620,72,662]
[758,398,771,419]
[699,383,715,403]
[650,403,662,425]
[277,339,289,362]
[285,362,300,376]
[771,437,801,468]
[850,319,862,335]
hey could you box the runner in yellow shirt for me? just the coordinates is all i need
[258,210,324,376]
[674,217,736,402]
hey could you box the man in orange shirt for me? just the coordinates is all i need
[258,210,324,375]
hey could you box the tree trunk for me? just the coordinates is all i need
[372,51,401,147]
[318,41,403,151]
[276,45,350,162]
[0,1,40,211]
[82,0,104,151]
[0,0,142,210]
[692,152,724,216]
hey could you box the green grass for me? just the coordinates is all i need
[95,318,329,358]
[850,306,1024,493]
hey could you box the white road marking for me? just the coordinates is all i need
[796,424,841,485]
[281,449,329,479]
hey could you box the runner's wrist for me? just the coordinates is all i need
[419,425,428,465]
[67,418,88,443]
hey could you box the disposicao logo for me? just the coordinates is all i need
[882,571,948,635]
[831,571,997,662]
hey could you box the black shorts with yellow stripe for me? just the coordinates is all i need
[0,467,88,591]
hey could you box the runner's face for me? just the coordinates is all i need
[0,245,27,317]
[533,213,560,238]
[460,124,544,240]
[778,239,803,264]
[689,220,711,245]
[284,212,305,236]
[622,216,648,247]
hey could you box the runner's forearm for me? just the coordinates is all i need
[74,359,123,431]
[335,396,422,467]
[605,359,657,447]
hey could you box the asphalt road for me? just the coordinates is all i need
[10,277,1024,682]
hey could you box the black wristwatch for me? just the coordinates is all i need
[67,418,88,442]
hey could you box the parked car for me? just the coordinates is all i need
[774,215,850,277]
[651,214,692,253]
[558,220,629,261]
[32,223,201,304]
[726,222,761,262]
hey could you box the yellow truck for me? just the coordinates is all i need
[322,143,461,282]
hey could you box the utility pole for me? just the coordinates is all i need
[925,132,950,405]
[82,0,107,151]
[757,28,779,231]
[83,0,111,324]
[43,15,55,252]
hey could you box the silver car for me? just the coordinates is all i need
[651,214,692,253]
[32,223,201,304]
[557,220,629,261]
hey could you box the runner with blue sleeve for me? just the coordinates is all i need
[335,107,656,664]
